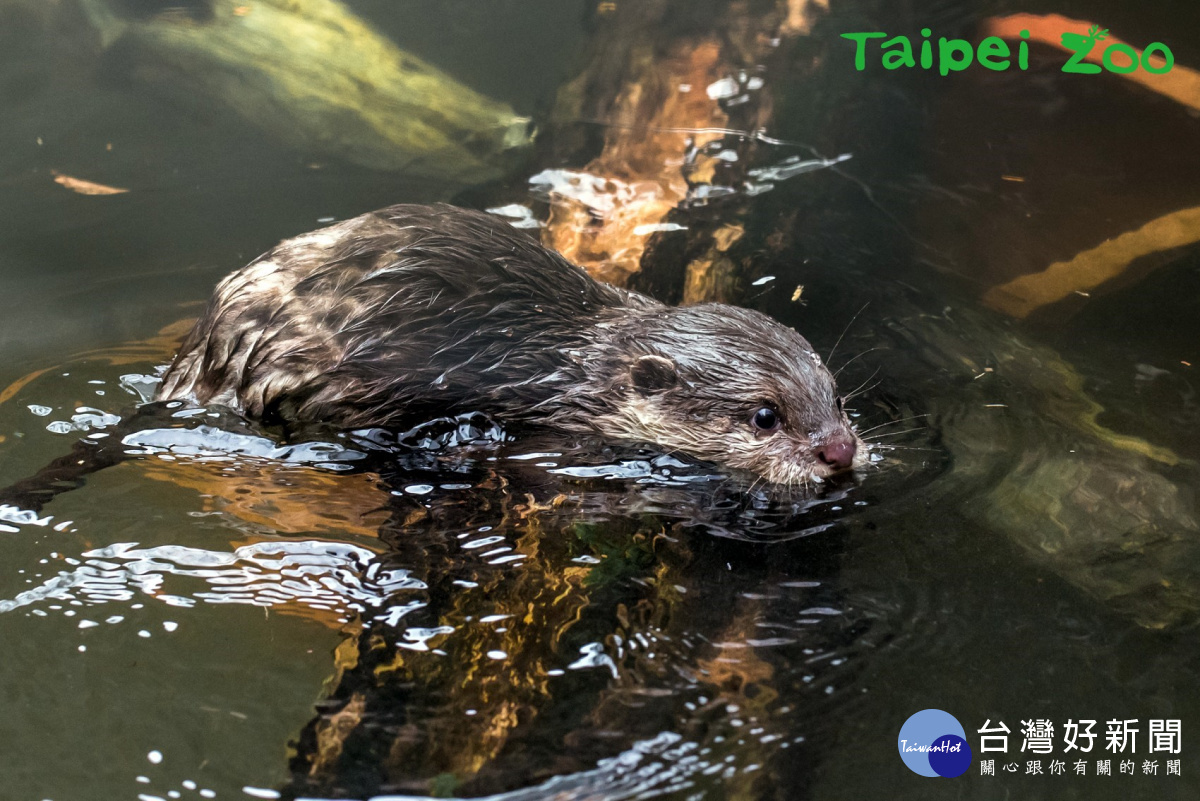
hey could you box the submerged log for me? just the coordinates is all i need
[536,0,829,292]
[53,0,533,180]
[872,296,1199,629]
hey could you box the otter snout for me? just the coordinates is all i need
[816,432,857,472]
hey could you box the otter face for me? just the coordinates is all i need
[596,304,867,486]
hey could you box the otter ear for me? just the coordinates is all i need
[630,354,678,395]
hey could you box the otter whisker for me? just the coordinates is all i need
[832,347,880,379]
[826,302,870,368]
[709,474,739,499]
[853,414,930,437]
[862,427,925,440]
[839,366,881,400]
[866,443,939,453]
[843,375,881,403]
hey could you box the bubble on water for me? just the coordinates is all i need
[147,750,163,764]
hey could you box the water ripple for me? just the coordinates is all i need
[0,540,425,621]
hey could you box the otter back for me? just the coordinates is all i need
[158,204,661,429]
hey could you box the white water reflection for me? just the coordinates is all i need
[0,540,425,621]
[549,454,722,484]
[45,406,122,435]
[122,426,368,468]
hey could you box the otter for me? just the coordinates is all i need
[156,204,863,485]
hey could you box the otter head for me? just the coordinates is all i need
[599,304,866,486]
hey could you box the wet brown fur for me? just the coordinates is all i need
[158,204,863,484]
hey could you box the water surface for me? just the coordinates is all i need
[1,1,1198,800]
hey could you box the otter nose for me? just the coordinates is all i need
[816,437,856,471]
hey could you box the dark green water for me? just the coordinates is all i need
[1,1,1199,800]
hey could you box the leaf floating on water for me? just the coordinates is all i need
[51,171,128,196]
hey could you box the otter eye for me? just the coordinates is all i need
[751,407,780,432]
[836,396,844,412]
